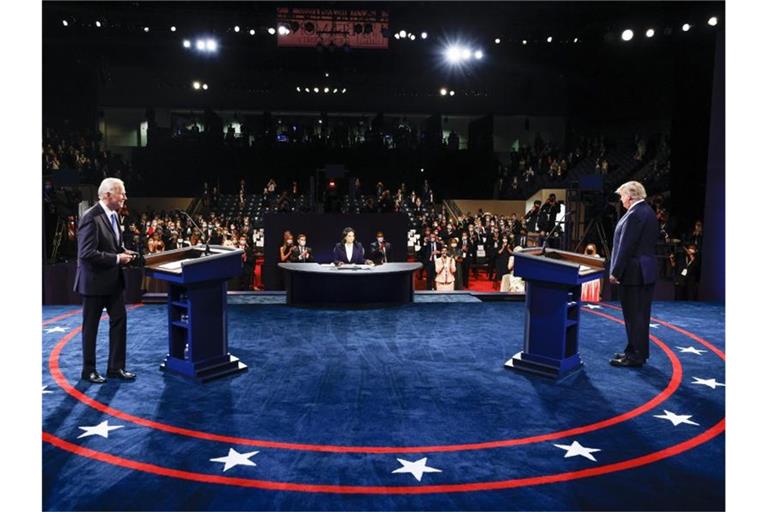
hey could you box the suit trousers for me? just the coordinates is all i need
[618,283,655,360]
[81,290,127,376]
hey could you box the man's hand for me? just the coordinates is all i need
[118,253,134,265]
[609,275,620,285]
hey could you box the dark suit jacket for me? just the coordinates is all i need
[74,203,127,295]
[368,241,391,264]
[610,201,659,285]
[289,245,313,262]
[420,240,443,264]
[333,242,366,264]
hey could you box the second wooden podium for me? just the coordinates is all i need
[144,245,248,382]
[506,247,605,380]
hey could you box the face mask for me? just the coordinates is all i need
[451,244,457,248]
[299,241,305,246]
[287,240,293,245]
[377,237,384,243]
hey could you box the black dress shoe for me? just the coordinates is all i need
[610,356,645,368]
[82,371,106,384]
[614,352,627,359]
[107,369,136,380]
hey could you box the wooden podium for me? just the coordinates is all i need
[144,245,248,382]
[506,247,605,380]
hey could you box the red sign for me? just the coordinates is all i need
[276,7,389,49]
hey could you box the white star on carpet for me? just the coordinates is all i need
[553,440,601,462]
[42,386,53,394]
[44,326,68,333]
[77,420,124,439]
[392,457,442,482]
[649,323,660,328]
[210,448,259,472]
[676,346,707,355]
[653,410,700,426]
[692,377,725,389]
[583,304,602,309]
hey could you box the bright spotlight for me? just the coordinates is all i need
[277,25,290,36]
[202,83,208,90]
[333,88,338,93]
[522,39,527,45]
[446,46,462,63]
[474,50,483,59]
[234,25,240,33]
[324,72,330,77]
[461,48,471,60]
[682,23,691,32]
[341,88,347,94]
[399,30,406,38]
[205,39,217,51]
[323,87,329,93]
[409,34,416,41]
[646,28,655,38]
[267,27,276,35]
[546,36,553,43]
[449,90,455,96]
[249,29,255,36]
[313,87,319,93]
[183,39,191,48]
[708,17,718,26]
[573,37,579,43]
[192,81,201,90]
[196,39,205,50]
[296,86,301,92]
[62,20,68,27]
[440,88,447,96]
[621,29,634,41]
[304,87,310,92]
[421,32,428,39]
[394,33,400,39]
[494,38,501,44]
[171,26,176,32]
[95,21,102,28]
[144,27,150,33]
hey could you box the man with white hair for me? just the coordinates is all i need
[73,177,138,383]
[608,180,659,368]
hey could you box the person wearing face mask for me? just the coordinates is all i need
[671,243,701,300]
[368,231,391,265]
[448,237,464,290]
[419,233,442,290]
[289,234,313,262]
[434,246,457,291]
[239,236,254,290]
[458,231,472,289]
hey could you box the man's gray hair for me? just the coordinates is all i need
[615,180,647,200]
[98,178,125,200]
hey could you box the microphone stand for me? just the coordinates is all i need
[177,209,211,255]
[541,210,573,256]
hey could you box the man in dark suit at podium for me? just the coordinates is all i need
[74,178,138,384]
[609,181,659,368]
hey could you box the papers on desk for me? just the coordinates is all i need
[334,264,374,270]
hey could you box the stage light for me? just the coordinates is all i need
[296,86,301,92]
[205,39,217,51]
[621,29,634,41]
[410,34,416,40]
[267,27,276,35]
[333,88,338,93]
[341,88,347,94]
[573,37,579,43]
[305,87,310,92]
[62,20,68,27]
[95,21,102,28]
[196,39,205,50]
[421,32,428,39]
[202,83,208,90]
[646,28,655,38]
[399,30,406,38]
[249,29,255,36]
[708,17,718,26]
[394,33,400,39]
[144,26,150,33]
[474,49,483,59]
[682,23,691,32]
[494,38,501,44]
[313,87,319,93]
[461,48,471,60]
[318,119,323,124]
[440,88,447,96]
[192,81,201,90]
[171,26,176,32]
[522,39,527,45]
[325,72,330,77]
[446,45,461,63]
[278,25,290,36]
[234,25,240,33]
[449,90,455,96]
[182,39,191,48]
[323,87,329,93]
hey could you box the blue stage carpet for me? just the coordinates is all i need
[42,301,724,511]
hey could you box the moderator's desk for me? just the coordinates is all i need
[278,262,422,305]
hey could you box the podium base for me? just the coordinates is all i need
[161,354,248,383]
[505,352,583,381]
